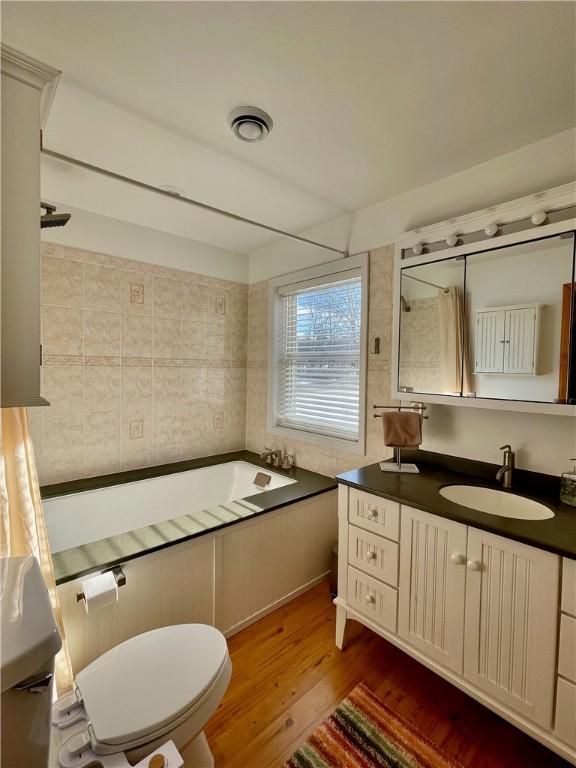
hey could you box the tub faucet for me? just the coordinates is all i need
[260,447,282,466]
[496,444,515,488]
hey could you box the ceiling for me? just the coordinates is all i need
[2,1,575,253]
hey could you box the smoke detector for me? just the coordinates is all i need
[228,106,273,142]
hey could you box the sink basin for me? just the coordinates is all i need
[439,485,554,520]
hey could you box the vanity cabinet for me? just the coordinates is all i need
[336,486,568,760]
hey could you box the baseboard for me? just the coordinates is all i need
[223,573,330,638]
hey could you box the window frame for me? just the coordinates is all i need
[267,253,369,455]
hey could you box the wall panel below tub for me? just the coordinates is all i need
[57,492,337,673]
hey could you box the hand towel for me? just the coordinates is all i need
[382,411,422,448]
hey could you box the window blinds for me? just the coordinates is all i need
[275,270,362,442]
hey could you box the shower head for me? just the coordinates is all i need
[40,202,71,229]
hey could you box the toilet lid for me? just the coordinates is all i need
[76,624,228,747]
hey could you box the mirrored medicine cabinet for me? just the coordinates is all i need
[394,229,576,412]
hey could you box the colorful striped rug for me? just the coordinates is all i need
[285,683,464,768]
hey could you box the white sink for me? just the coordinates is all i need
[439,485,554,520]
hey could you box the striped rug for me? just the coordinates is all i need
[285,683,464,768]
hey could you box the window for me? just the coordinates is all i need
[269,255,368,452]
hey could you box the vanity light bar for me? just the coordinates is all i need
[402,203,576,259]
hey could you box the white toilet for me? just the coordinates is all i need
[1,556,231,768]
[53,624,232,767]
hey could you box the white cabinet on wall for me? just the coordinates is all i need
[474,304,542,375]
[0,45,60,407]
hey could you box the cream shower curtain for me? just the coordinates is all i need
[0,407,73,692]
[438,287,474,396]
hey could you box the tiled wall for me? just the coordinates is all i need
[32,243,247,485]
[398,297,441,392]
[245,246,397,476]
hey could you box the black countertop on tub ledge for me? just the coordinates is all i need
[336,450,576,560]
[42,451,337,585]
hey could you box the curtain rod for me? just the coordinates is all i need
[41,147,349,257]
[403,273,449,293]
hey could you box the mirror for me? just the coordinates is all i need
[466,233,575,403]
[398,257,466,396]
[397,232,576,405]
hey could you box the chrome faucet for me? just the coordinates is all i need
[260,447,283,467]
[496,444,515,488]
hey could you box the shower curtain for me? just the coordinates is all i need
[438,287,474,396]
[0,407,73,692]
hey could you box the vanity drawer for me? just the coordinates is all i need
[555,677,576,748]
[559,614,576,683]
[347,566,397,633]
[348,525,399,587]
[562,558,576,616]
[348,489,399,541]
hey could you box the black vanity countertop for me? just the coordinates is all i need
[42,451,337,585]
[336,450,576,560]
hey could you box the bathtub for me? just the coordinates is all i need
[44,460,296,553]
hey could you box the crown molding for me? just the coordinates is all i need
[1,44,61,126]
[397,181,576,249]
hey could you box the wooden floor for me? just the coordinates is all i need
[204,581,569,768]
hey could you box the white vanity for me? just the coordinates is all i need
[335,477,576,764]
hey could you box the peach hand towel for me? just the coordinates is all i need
[382,411,422,448]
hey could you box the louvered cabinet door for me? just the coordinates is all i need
[463,528,559,728]
[474,310,505,373]
[398,506,467,674]
[503,307,537,374]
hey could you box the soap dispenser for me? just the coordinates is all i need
[561,459,576,507]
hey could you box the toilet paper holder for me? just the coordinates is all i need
[77,566,126,603]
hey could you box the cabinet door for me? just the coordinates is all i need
[503,307,536,374]
[474,310,505,373]
[463,528,559,728]
[398,506,467,674]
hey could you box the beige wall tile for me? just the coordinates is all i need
[122,314,153,357]
[84,365,121,411]
[122,366,153,404]
[42,366,84,412]
[84,264,122,311]
[153,367,181,402]
[181,367,207,402]
[42,255,83,307]
[85,410,120,451]
[182,283,210,320]
[181,320,207,359]
[44,411,84,455]
[122,272,155,315]
[84,311,121,356]
[121,407,153,447]
[154,277,182,318]
[42,307,83,355]
[154,317,182,358]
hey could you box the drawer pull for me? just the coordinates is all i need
[367,508,378,520]
[366,594,376,605]
[467,559,482,572]
[366,550,377,561]
[450,553,466,565]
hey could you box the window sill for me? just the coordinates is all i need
[268,423,366,456]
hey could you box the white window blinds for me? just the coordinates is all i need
[274,270,363,442]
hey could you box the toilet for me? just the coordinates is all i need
[53,624,232,767]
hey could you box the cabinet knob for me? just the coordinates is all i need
[366,594,376,605]
[450,553,466,565]
[467,559,482,571]
[368,508,378,519]
[366,550,377,561]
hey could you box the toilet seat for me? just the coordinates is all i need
[75,624,229,755]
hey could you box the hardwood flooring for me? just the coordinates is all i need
[204,581,569,768]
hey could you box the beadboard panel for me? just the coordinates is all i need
[58,491,336,673]
[58,536,215,673]
[217,491,337,634]
[464,528,559,729]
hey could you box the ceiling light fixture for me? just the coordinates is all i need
[229,106,273,142]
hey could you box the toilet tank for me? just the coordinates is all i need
[1,556,62,768]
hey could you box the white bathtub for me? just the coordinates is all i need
[44,461,296,553]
